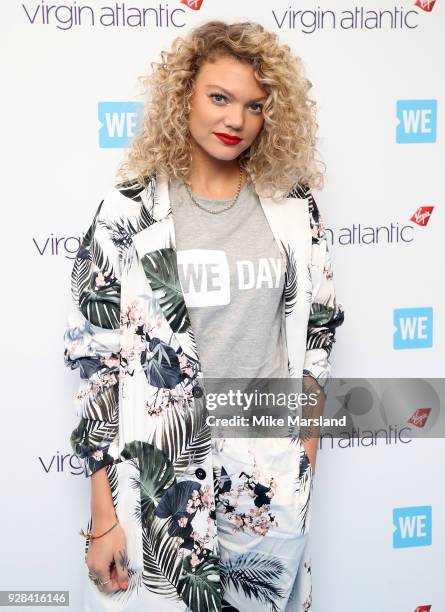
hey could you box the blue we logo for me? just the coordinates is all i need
[98,101,143,148]
[393,307,433,349]
[396,99,437,143]
[393,506,432,548]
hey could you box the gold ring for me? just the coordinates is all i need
[88,573,111,586]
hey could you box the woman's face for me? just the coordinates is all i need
[188,56,267,162]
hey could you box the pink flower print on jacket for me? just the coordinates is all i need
[92,449,104,462]
[217,451,279,536]
[121,299,146,328]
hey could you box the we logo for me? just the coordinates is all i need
[393,506,432,548]
[177,249,230,307]
[98,101,143,148]
[396,99,437,143]
[393,307,433,349]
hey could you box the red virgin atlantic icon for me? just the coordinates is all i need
[413,605,432,612]
[180,0,204,9]
[410,206,434,226]
[415,0,436,11]
[408,408,432,428]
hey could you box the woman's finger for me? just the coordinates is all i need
[114,547,129,590]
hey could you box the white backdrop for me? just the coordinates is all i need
[1,0,444,610]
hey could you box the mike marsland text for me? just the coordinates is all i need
[206,415,347,427]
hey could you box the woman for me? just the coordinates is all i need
[64,20,344,612]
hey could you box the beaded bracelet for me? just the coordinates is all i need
[79,514,119,542]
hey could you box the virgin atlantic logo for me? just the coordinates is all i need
[180,0,204,9]
[407,408,432,428]
[415,0,436,12]
[410,206,434,226]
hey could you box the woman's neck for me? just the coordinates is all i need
[184,144,245,199]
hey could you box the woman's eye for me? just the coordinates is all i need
[210,93,227,104]
[210,93,263,113]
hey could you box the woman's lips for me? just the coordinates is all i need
[214,133,242,145]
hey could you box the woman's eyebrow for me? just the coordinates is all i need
[205,84,267,102]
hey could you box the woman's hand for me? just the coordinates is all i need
[85,518,129,594]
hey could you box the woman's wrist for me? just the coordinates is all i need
[90,467,116,525]
[80,514,119,542]
[90,513,119,539]
[91,509,117,525]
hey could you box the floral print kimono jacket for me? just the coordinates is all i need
[63,172,344,612]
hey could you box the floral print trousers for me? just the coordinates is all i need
[82,436,313,612]
[213,437,313,612]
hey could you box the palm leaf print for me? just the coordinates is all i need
[71,413,117,451]
[178,326,200,364]
[220,553,286,612]
[109,175,157,269]
[110,569,143,604]
[77,376,118,422]
[79,269,120,328]
[306,264,313,304]
[69,416,118,476]
[151,404,211,476]
[141,248,190,334]
[71,219,95,306]
[177,552,221,612]
[296,485,311,535]
[85,415,118,449]
[115,177,147,203]
[105,462,119,509]
[141,516,184,600]
[72,214,120,329]
[115,173,156,208]
[108,217,139,255]
[307,191,325,244]
[108,203,156,270]
[120,441,176,525]
[213,464,222,500]
[307,300,344,355]
[187,327,199,359]
[285,181,310,199]
[298,446,312,484]
[281,241,298,317]
[294,446,312,535]
[222,600,240,611]
[141,336,182,389]
[138,198,156,229]
[308,302,336,327]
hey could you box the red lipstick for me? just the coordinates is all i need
[214,132,242,145]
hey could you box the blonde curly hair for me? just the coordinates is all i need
[117,20,325,199]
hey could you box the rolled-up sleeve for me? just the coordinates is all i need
[63,197,121,477]
[303,191,344,388]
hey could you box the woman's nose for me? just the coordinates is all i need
[224,108,244,130]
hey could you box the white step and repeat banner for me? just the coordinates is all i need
[2,1,443,610]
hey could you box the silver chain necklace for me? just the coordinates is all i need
[183,167,244,215]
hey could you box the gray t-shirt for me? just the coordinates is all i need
[168,176,289,379]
